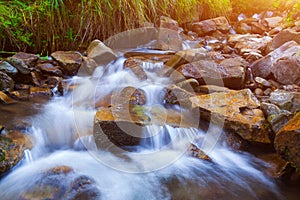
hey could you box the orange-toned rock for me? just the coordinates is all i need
[0,91,16,104]
[190,89,271,143]
[188,143,212,161]
[0,131,32,173]
[29,87,52,96]
[274,112,300,170]
[51,51,82,76]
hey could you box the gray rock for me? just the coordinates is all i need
[269,90,300,113]
[0,71,14,92]
[266,29,300,53]
[0,61,18,76]
[51,51,82,76]
[5,57,30,75]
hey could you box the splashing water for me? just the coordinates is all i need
[0,50,283,199]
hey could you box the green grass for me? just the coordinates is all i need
[0,0,298,54]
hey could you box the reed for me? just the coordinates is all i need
[0,0,296,54]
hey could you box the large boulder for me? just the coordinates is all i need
[272,53,300,85]
[274,112,300,170]
[86,40,117,68]
[250,40,300,79]
[0,71,14,92]
[174,57,247,89]
[189,89,271,143]
[191,17,231,36]
[0,131,32,173]
[51,51,83,76]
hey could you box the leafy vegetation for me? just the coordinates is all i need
[0,0,298,54]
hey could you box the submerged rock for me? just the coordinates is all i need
[0,131,32,173]
[188,143,212,161]
[0,71,14,92]
[51,51,83,76]
[274,112,300,170]
[21,165,101,200]
[190,89,271,143]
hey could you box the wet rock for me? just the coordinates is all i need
[269,90,300,113]
[93,106,151,148]
[29,87,52,97]
[9,90,30,100]
[36,62,63,77]
[0,71,14,92]
[175,57,246,90]
[111,86,146,106]
[266,29,300,53]
[94,105,197,149]
[261,102,293,134]
[5,57,30,75]
[51,51,83,76]
[190,89,271,143]
[157,16,182,50]
[0,131,32,173]
[21,166,101,200]
[12,52,39,68]
[30,71,44,86]
[188,143,212,161]
[258,153,291,179]
[191,17,231,36]
[220,131,249,151]
[0,61,18,76]
[164,84,195,107]
[0,91,16,104]
[84,39,117,74]
[272,53,300,85]
[274,112,300,170]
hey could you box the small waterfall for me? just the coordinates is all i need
[0,49,284,199]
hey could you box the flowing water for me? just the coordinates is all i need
[0,50,292,199]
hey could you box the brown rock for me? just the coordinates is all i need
[29,87,52,96]
[188,143,212,161]
[274,112,300,169]
[198,85,230,94]
[111,86,146,106]
[36,63,63,77]
[51,51,82,76]
[266,29,300,53]
[264,17,283,29]
[191,17,231,36]
[9,90,30,100]
[21,166,100,200]
[190,89,271,143]
[0,131,32,173]
[176,57,246,89]
[272,54,300,85]
[164,84,195,107]
[0,91,16,104]
[12,52,39,68]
